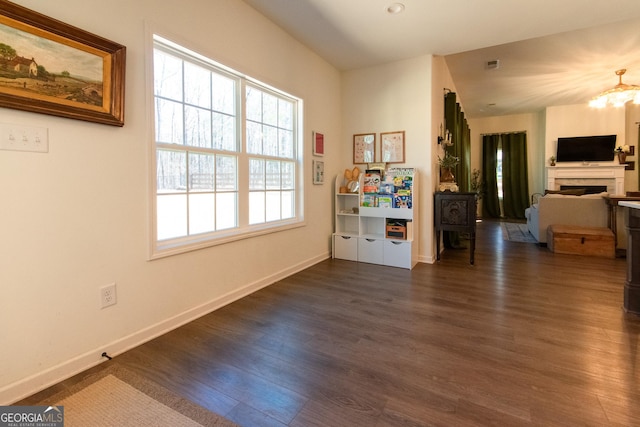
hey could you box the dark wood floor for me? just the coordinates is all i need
[21,220,640,426]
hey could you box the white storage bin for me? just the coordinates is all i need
[358,238,384,264]
[384,240,413,268]
[333,234,358,261]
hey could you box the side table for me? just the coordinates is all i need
[435,191,477,265]
[603,195,640,251]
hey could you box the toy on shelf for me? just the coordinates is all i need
[363,170,381,193]
[340,166,361,193]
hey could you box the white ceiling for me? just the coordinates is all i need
[241,0,640,118]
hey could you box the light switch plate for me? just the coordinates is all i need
[0,123,48,153]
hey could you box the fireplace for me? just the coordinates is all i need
[560,185,608,194]
[546,164,625,195]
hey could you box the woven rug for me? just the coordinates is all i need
[34,365,238,427]
[501,222,537,243]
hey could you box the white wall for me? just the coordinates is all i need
[0,0,341,403]
[625,104,640,192]
[545,104,626,161]
[341,55,435,263]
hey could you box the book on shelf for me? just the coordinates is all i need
[379,182,394,195]
[393,194,412,208]
[363,170,381,193]
[357,167,415,209]
[387,167,415,176]
[361,194,377,207]
[387,168,414,195]
[378,196,393,208]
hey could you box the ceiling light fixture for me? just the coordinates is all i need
[386,3,405,14]
[589,69,640,108]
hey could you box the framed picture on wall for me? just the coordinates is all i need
[353,133,376,164]
[313,159,324,184]
[312,131,324,156]
[380,131,405,163]
[0,0,126,126]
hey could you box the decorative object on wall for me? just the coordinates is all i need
[312,131,324,156]
[615,144,636,170]
[0,0,126,126]
[313,159,324,184]
[438,151,459,192]
[616,144,630,164]
[616,145,635,170]
[353,133,375,164]
[618,152,628,164]
[380,130,405,163]
[589,69,640,108]
[437,123,452,145]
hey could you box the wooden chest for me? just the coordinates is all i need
[547,225,615,258]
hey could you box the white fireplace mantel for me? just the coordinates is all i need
[546,164,625,195]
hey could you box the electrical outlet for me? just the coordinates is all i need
[100,283,117,309]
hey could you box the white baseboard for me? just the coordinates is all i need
[419,254,436,264]
[1,253,329,405]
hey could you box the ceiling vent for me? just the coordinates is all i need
[486,59,500,70]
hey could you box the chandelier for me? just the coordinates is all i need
[589,69,640,108]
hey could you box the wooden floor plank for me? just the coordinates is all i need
[19,219,640,426]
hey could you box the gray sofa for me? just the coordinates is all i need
[524,192,609,243]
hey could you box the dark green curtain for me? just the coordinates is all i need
[444,92,471,191]
[455,105,471,192]
[482,134,501,218]
[502,132,529,219]
[443,92,472,248]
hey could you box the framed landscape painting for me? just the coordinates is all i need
[0,0,126,126]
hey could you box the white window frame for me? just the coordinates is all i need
[148,32,304,259]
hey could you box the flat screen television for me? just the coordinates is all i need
[555,135,616,162]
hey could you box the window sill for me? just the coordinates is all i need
[149,219,306,260]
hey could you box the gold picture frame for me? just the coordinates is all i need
[353,133,376,164]
[0,0,126,126]
[380,131,405,163]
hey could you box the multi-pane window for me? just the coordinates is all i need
[152,35,301,256]
[246,85,296,225]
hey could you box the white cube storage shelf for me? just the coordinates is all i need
[332,170,418,269]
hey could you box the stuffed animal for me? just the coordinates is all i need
[340,167,361,193]
[340,169,351,193]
